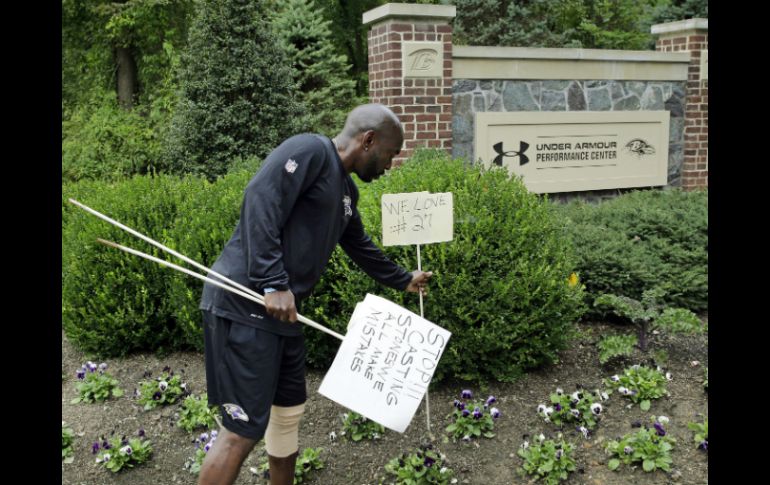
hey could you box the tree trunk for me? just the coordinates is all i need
[115,46,138,110]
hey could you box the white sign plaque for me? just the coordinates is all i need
[318,294,452,433]
[381,192,454,246]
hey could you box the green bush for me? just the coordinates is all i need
[62,90,169,183]
[164,168,255,348]
[304,149,586,383]
[62,150,585,382]
[62,175,208,356]
[554,189,707,315]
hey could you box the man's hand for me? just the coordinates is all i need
[264,290,298,322]
[405,270,433,297]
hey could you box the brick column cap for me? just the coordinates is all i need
[651,18,708,36]
[363,2,456,26]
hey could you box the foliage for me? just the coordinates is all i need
[445,390,500,441]
[304,149,586,383]
[270,0,361,137]
[178,394,219,432]
[605,365,670,411]
[452,0,661,50]
[62,0,194,181]
[62,175,208,357]
[517,434,577,485]
[606,417,676,472]
[341,411,385,441]
[258,447,325,483]
[71,361,124,403]
[93,432,153,473]
[137,369,189,410]
[385,444,454,485]
[537,387,606,430]
[555,188,708,315]
[185,430,219,475]
[598,334,638,364]
[687,415,708,452]
[164,0,304,180]
[594,288,704,351]
[656,308,707,334]
[62,422,75,463]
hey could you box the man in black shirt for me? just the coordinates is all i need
[198,104,433,485]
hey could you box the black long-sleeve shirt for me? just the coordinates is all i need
[199,134,413,336]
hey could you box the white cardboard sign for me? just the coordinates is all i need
[318,294,452,433]
[381,192,454,246]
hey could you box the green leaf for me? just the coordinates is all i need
[70,397,81,404]
[608,459,620,471]
[640,400,651,411]
[643,459,655,472]
[112,388,124,397]
[483,432,496,438]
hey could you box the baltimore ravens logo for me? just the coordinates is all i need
[285,158,298,173]
[625,139,656,157]
[223,403,249,422]
[342,195,352,217]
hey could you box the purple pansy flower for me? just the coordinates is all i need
[92,442,100,454]
[462,409,470,418]
[490,407,501,419]
[653,422,666,437]
[461,390,472,399]
[472,407,482,419]
[485,395,496,406]
[424,456,436,467]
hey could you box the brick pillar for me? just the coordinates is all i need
[363,3,456,164]
[652,18,708,191]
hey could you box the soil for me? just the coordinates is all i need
[61,319,708,485]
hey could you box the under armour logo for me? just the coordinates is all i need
[493,141,529,166]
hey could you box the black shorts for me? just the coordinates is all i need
[202,311,307,441]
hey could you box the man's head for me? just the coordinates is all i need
[337,104,404,182]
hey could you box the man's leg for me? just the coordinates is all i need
[264,404,305,485]
[197,428,257,485]
[267,451,299,485]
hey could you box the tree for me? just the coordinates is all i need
[270,0,360,136]
[164,0,304,180]
[450,0,699,50]
[62,0,195,181]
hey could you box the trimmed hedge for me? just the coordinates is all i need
[303,149,586,383]
[62,150,586,385]
[62,175,208,356]
[553,188,708,315]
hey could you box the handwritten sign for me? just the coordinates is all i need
[318,294,451,433]
[381,192,454,246]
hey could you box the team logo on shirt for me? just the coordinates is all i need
[342,195,352,217]
[285,158,298,173]
[223,403,250,422]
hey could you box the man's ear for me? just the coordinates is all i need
[362,130,376,151]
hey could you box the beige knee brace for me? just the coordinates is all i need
[264,403,305,457]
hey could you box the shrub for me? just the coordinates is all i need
[555,188,707,314]
[598,334,638,364]
[62,90,168,183]
[304,149,586,383]
[62,175,208,356]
